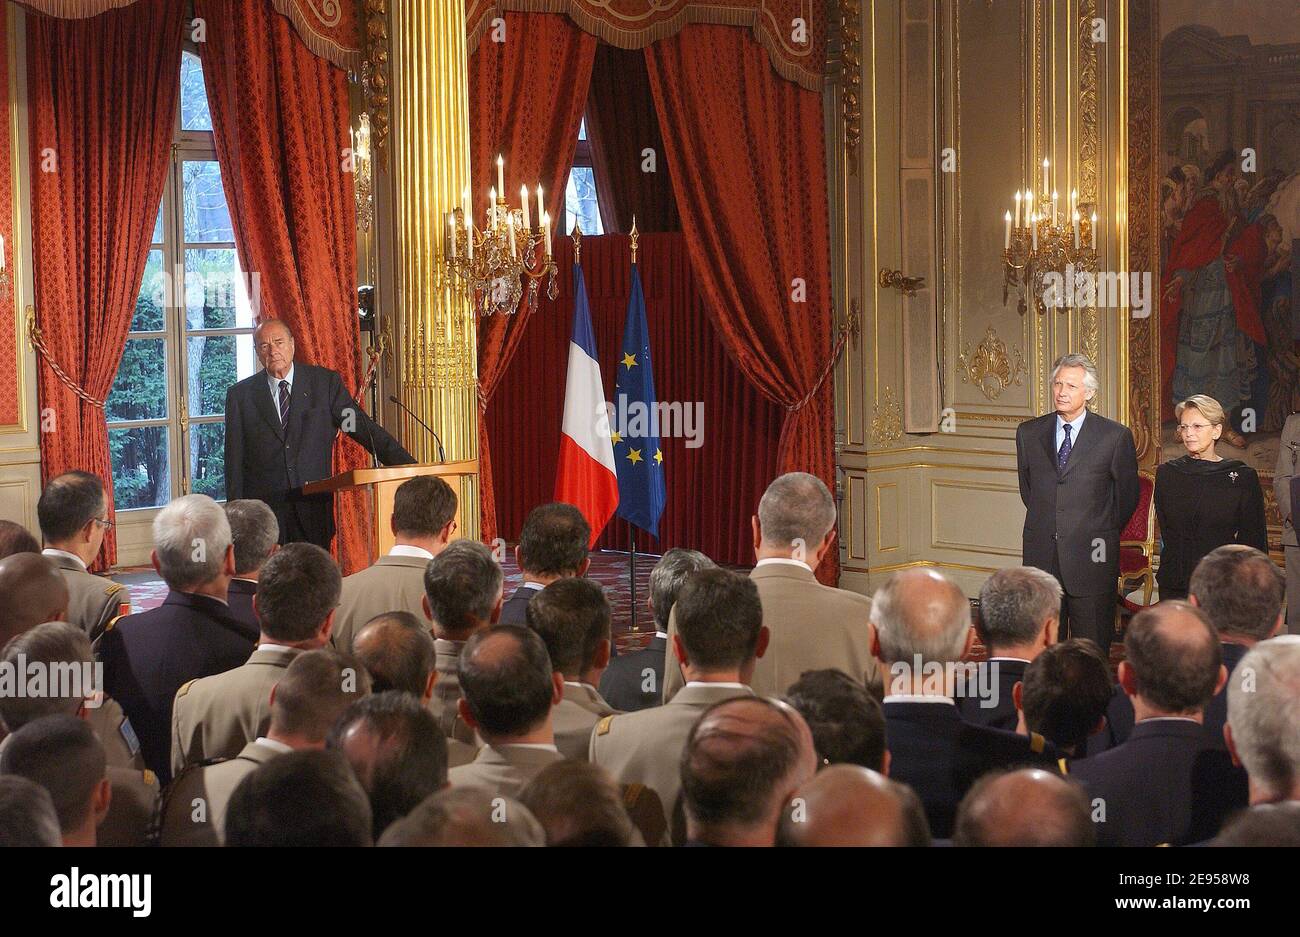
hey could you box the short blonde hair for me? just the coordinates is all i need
[1174,395,1226,428]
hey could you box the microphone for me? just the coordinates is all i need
[389,395,447,463]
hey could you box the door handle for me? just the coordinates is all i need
[878,268,926,296]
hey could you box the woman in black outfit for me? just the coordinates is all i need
[1155,394,1268,600]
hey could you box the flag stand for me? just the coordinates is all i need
[628,522,638,632]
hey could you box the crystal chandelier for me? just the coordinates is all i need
[1003,158,1099,316]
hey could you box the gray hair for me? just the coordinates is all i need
[757,472,837,553]
[1227,636,1300,800]
[423,539,504,633]
[871,568,971,665]
[0,622,93,731]
[0,775,62,847]
[977,567,1063,651]
[649,548,715,631]
[224,500,279,575]
[1051,354,1100,398]
[152,494,232,590]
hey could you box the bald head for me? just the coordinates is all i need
[458,626,557,739]
[872,568,972,668]
[353,611,436,697]
[681,696,818,847]
[0,554,70,646]
[954,768,1094,847]
[779,765,930,846]
[1122,601,1223,715]
[378,788,545,846]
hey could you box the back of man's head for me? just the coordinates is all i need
[872,568,971,668]
[518,760,635,846]
[0,520,39,560]
[328,691,449,840]
[1189,545,1285,642]
[423,539,503,635]
[1020,639,1113,753]
[525,578,610,679]
[37,471,104,545]
[0,714,105,839]
[224,500,279,576]
[777,765,929,846]
[649,548,715,631]
[756,472,836,552]
[674,568,763,672]
[152,494,232,590]
[784,669,886,771]
[255,543,341,642]
[392,475,458,541]
[353,612,435,696]
[976,566,1062,652]
[224,749,371,847]
[953,768,1095,846]
[517,503,590,577]
[378,788,545,846]
[0,554,70,647]
[681,697,818,846]
[458,626,556,739]
[1212,802,1300,846]
[0,774,62,846]
[269,647,372,744]
[0,622,94,732]
[1123,601,1221,714]
[1227,636,1300,802]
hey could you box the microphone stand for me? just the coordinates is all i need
[388,395,447,463]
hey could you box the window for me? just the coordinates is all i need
[565,117,604,235]
[107,48,257,512]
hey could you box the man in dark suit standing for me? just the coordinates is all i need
[224,319,414,550]
[1016,353,1139,652]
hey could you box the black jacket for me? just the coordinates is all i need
[599,635,668,712]
[1016,411,1140,595]
[499,583,541,626]
[1154,457,1267,594]
[226,578,259,634]
[954,658,1026,731]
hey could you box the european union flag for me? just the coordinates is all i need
[613,263,666,536]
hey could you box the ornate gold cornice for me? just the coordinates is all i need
[362,0,389,165]
[837,0,862,175]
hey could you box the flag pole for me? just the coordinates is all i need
[628,218,640,633]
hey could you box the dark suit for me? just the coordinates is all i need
[96,591,258,785]
[599,635,668,712]
[955,658,1026,731]
[883,699,1059,839]
[224,362,413,550]
[226,578,259,634]
[498,583,542,626]
[1016,410,1139,650]
[1070,718,1248,846]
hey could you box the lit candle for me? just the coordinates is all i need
[1073,210,1080,249]
[520,185,531,231]
[1042,158,1049,196]
[1004,211,1012,250]
[536,185,545,227]
[0,233,5,271]
[1014,191,1021,228]
[447,213,457,259]
[1032,213,1038,251]
[466,221,473,261]
[1090,212,1097,250]
[488,187,496,229]
[1025,190,1033,220]
[507,213,516,258]
[1071,188,1078,211]
[1051,190,1059,227]
[496,154,505,199]
[462,188,472,230]
[542,213,552,256]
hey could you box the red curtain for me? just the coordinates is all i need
[28,0,183,568]
[470,12,596,545]
[645,26,839,584]
[193,0,371,574]
[487,232,782,564]
[585,44,679,234]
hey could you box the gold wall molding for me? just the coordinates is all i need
[869,386,902,446]
[362,0,389,164]
[957,324,1026,401]
[1126,0,1158,464]
[837,0,862,175]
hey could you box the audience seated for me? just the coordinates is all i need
[526,578,619,760]
[160,648,369,846]
[329,691,450,841]
[0,775,62,847]
[1211,802,1300,847]
[518,760,638,846]
[0,715,111,846]
[422,539,503,746]
[600,548,714,711]
[784,668,887,772]
[953,768,1095,846]
[499,503,591,625]
[449,626,565,796]
[957,566,1061,729]
[0,520,39,560]
[1225,636,1300,808]
[334,475,459,651]
[591,568,767,833]
[777,765,929,846]
[171,543,339,775]
[224,749,372,847]
[664,473,877,701]
[1014,639,1113,757]
[222,499,280,632]
[680,696,818,847]
[97,494,257,784]
[36,471,130,640]
[0,553,69,649]
[1071,601,1243,846]
[378,788,545,847]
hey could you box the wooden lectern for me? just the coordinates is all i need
[303,461,478,557]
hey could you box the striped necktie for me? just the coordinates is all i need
[278,380,290,430]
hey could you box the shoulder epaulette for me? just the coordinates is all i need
[595,715,615,736]
[1029,731,1046,754]
[105,582,123,596]
[142,769,157,788]
[1058,756,1069,775]
[176,679,196,699]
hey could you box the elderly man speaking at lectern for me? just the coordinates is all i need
[224,318,414,550]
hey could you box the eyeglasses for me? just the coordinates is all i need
[1177,423,1213,434]
[94,517,115,531]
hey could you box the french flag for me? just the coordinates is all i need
[554,261,619,545]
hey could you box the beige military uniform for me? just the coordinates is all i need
[448,743,564,799]
[430,637,479,746]
[332,554,432,651]
[158,739,284,846]
[662,561,879,702]
[447,736,478,768]
[170,644,300,776]
[1275,414,1300,634]
[97,766,160,847]
[87,696,147,772]
[42,550,131,641]
[553,682,619,761]
[590,682,754,827]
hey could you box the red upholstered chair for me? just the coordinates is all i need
[1118,470,1157,610]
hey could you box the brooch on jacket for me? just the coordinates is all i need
[1229,471,1239,484]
